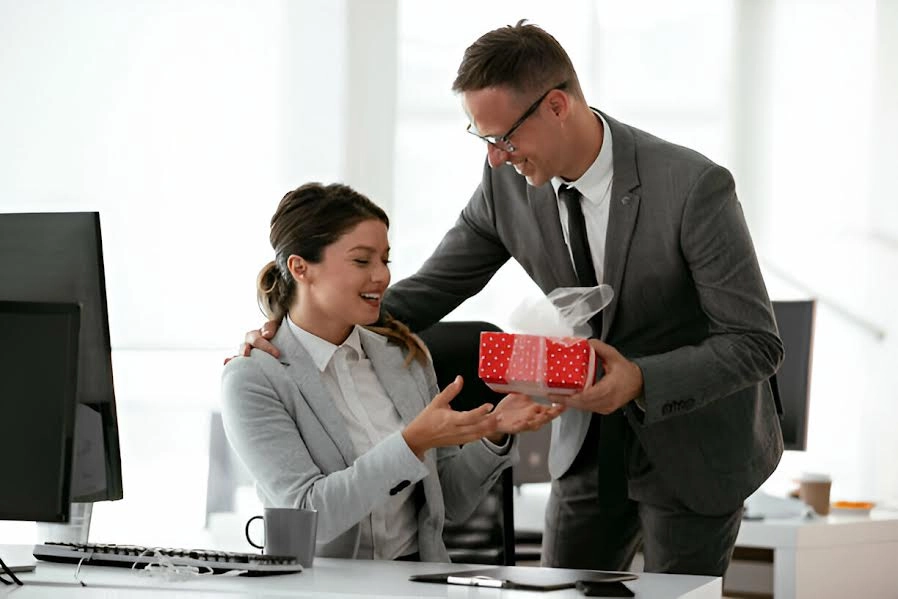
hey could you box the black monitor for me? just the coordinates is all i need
[0,301,80,522]
[0,212,123,502]
[771,300,816,451]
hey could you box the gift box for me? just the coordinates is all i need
[478,332,596,396]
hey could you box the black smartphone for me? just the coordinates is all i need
[575,580,635,597]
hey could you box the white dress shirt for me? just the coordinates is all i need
[287,318,425,560]
[552,111,614,285]
[552,113,645,409]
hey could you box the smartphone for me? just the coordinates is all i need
[575,580,635,597]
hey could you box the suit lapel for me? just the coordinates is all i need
[528,183,579,288]
[359,328,424,425]
[600,112,641,339]
[273,322,356,466]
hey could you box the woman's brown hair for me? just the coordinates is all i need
[257,182,426,365]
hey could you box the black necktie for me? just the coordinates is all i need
[561,186,626,508]
[559,185,602,337]
[560,184,598,287]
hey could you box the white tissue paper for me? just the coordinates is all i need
[509,284,614,337]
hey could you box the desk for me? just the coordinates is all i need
[0,544,719,598]
[736,514,898,599]
[514,483,898,599]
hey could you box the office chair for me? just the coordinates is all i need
[418,320,516,566]
[511,425,552,564]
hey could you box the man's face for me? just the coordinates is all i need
[462,86,562,187]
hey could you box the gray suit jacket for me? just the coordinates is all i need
[220,322,515,561]
[384,112,784,516]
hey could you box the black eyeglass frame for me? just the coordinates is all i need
[466,81,568,153]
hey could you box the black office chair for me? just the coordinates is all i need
[418,320,516,566]
[511,425,552,564]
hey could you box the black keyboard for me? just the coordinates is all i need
[33,542,303,576]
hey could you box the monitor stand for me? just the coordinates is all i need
[0,504,91,577]
[36,502,93,545]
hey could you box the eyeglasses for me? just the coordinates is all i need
[466,81,568,153]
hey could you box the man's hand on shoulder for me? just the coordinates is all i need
[549,339,643,415]
[223,320,282,365]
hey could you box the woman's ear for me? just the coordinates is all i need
[286,254,307,282]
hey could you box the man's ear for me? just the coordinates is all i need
[286,254,308,282]
[546,88,570,120]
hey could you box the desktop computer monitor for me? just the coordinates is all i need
[0,301,80,522]
[771,300,816,451]
[0,212,123,502]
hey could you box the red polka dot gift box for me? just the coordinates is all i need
[477,332,596,396]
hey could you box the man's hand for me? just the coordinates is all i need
[403,376,499,459]
[549,339,643,415]
[491,393,565,437]
[225,320,282,365]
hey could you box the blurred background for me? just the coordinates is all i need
[1,0,896,549]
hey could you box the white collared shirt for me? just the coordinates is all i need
[286,318,422,560]
[551,111,614,285]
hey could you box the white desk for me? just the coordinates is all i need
[0,544,719,598]
[736,514,898,599]
[514,483,898,599]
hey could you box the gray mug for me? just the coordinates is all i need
[245,507,318,567]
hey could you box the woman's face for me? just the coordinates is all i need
[292,218,390,343]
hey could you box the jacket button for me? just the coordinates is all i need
[389,480,411,496]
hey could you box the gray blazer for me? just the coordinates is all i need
[385,112,784,516]
[220,322,515,561]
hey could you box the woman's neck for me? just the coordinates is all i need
[287,307,352,346]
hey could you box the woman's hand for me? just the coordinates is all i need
[490,393,565,439]
[402,376,499,460]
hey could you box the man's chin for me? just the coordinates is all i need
[525,173,549,187]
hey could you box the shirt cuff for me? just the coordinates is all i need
[481,434,512,455]
[389,431,430,480]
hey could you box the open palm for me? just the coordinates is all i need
[492,393,565,434]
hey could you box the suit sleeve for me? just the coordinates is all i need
[632,164,784,425]
[384,163,512,331]
[435,439,518,525]
[220,357,428,545]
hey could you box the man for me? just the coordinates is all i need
[246,21,784,576]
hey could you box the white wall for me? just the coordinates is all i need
[0,0,389,547]
[0,0,355,350]
[751,0,898,505]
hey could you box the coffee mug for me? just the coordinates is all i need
[797,472,832,516]
[245,507,318,567]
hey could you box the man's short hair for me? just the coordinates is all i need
[452,20,585,102]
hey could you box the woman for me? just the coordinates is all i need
[221,183,561,562]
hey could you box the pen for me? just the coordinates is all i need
[447,575,504,588]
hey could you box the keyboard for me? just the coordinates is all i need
[33,542,303,576]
